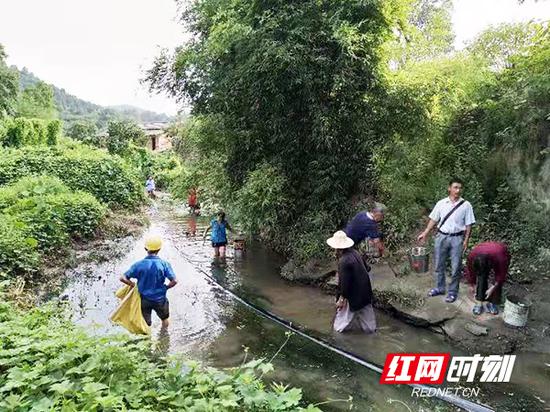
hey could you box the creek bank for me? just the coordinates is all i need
[29,207,149,301]
[281,257,550,355]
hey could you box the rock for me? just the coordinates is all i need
[464,322,489,336]
[281,258,336,283]
[326,274,338,287]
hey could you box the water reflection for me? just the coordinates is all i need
[58,201,549,411]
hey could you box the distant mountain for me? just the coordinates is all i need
[16,67,171,128]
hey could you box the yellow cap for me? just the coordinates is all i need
[145,236,162,251]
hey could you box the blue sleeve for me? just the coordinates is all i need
[124,262,140,280]
[366,223,381,239]
[164,262,176,281]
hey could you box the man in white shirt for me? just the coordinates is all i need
[417,178,476,303]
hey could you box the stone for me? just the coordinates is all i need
[464,322,489,336]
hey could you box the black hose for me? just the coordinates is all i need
[174,245,494,412]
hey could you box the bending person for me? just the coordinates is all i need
[465,241,510,316]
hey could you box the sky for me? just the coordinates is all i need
[1,0,549,116]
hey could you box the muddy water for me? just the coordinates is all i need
[61,199,549,411]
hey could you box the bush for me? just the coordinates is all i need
[66,120,99,146]
[0,299,319,412]
[0,144,143,208]
[106,119,146,156]
[0,175,69,209]
[0,216,40,276]
[0,117,60,148]
[5,192,106,249]
[46,119,61,146]
[234,164,289,234]
[128,146,182,190]
[46,193,106,239]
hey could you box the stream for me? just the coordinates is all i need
[59,197,549,411]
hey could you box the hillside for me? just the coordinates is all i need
[16,67,171,128]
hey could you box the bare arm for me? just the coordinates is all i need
[372,238,384,256]
[225,222,234,232]
[417,219,438,244]
[462,225,472,252]
[166,279,177,289]
[119,274,135,287]
[202,225,211,240]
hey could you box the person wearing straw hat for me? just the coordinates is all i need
[327,230,376,333]
[119,236,178,328]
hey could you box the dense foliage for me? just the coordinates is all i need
[0,296,320,412]
[0,216,40,276]
[0,176,106,275]
[375,22,550,277]
[148,0,403,262]
[151,2,549,278]
[0,117,61,147]
[16,80,58,120]
[0,45,18,117]
[66,120,99,146]
[0,142,143,208]
[130,146,182,190]
[106,119,147,156]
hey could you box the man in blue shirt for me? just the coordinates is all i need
[120,236,177,328]
[344,204,385,257]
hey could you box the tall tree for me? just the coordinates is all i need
[466,22,546,70]
[106,119,146,155]
[16,80,58,119]
[389,0,455,67]
[147,0,401,260]
[0,44,19,117]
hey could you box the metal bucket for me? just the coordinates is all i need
[410,247,429,273]
[503,295,531,328]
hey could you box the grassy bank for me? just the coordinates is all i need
[0,289,320,412]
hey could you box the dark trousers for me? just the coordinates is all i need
[475,273,502,304]
[141,296,169,326]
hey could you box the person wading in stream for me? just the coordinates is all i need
[119,236,177,328]
[327,231,376,333]
[145,176,156,199]
[344,204,386,261]
[203,211,233,259]
[417,178,476,303]
[465,242,510,316]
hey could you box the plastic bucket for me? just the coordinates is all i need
[503,295,531,328]
[233,238,245,250]
[233,238,245,259]
[410,247,429,273]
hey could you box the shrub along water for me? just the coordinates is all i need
[4,192,106,250]
[0,217,40,277]
[0,295,320,412]
[0,175,106,275]
[129,145,182,190]
[0,142,143,208]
